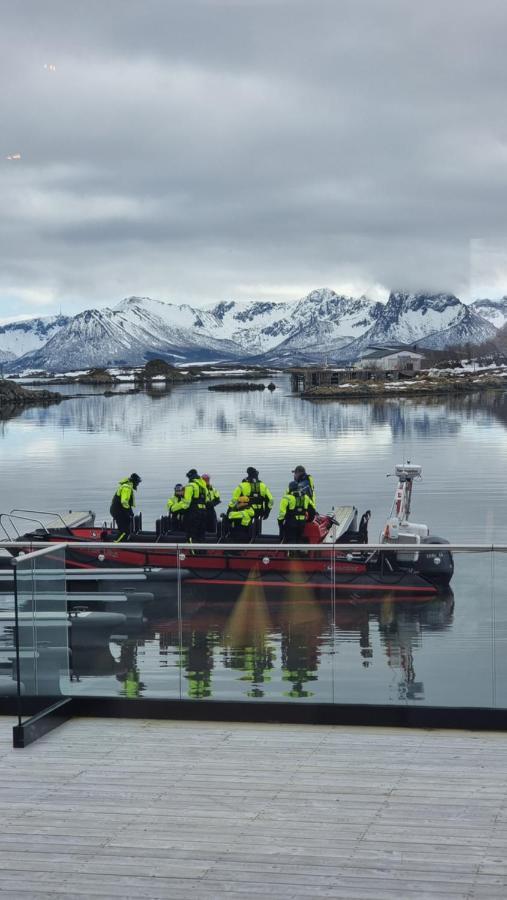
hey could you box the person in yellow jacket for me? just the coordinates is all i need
[278,480,316,544]
[166,483,185,529]
[292,465,316,504]
[226,495,256,542]
[171,468,208,544]
[202,473,220,533]
[109,473,142,542]
[230,466,273,533]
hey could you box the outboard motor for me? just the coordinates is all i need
[380,463,454,588]
[417,536,454,586]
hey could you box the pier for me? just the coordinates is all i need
[1,716,507,898]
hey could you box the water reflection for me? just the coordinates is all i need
[10,385,469,442]
[6,379,507,543]
[69,589,454,705]
[4,380,507,706]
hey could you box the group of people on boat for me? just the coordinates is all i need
[110,465,316,544]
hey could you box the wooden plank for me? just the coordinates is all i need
[1,717,507,898]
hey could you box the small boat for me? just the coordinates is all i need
[0,464,454,596]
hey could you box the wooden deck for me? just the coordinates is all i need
[1,717,507,898]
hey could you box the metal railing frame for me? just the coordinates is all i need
[0,540,506,552]
[4,539,507,743]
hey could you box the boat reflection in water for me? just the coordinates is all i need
[69,573,454,705]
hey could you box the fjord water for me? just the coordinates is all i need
[3,375,507,706]
[3,376,507,541]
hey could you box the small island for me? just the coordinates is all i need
[300,372,507,399]
[208,382,267,392]
[74,367,120,385]
[134,359,196,384]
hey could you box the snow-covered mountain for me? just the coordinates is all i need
[0,315,70,364]
[12,302,245,372]
[257,291,384,363]
[333,292,498,361]
[471,298,507,330]
[6,289,501,372]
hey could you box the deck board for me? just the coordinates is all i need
[0,717,507,898]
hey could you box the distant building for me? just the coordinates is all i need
[354,344,425,373]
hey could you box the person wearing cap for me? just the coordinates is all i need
[229,467,273,532]
[172,468,208,544]
[202,473,221,533]
[225,495,256,542]
[166,483,185,529]
[278,480,316,544]
[109,473,142,542]
[292,465,316,503]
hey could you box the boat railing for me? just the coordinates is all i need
[9,509,79,535]
[0,512,56,542]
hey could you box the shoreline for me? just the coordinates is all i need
[300,375,507,400]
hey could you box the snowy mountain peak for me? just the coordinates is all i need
[5,288,504,373]
[335,291,498,361]
[115,296,155,309]
[209,301,237,320]
[471,297,507,330]
[0,314,72,363]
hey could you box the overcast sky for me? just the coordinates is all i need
[1,0,507,322]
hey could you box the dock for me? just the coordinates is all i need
[1,716,507,897]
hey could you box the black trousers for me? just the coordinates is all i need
[114,508,133,540]
[170,513,184,531]
[281,520,306,544]
[225,524,252,543]
[184,509,207,543]
[205,506,218,533]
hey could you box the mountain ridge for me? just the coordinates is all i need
[4,289,502,372]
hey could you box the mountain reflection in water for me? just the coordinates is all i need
[3,378,507,708]
[2,377,507,544]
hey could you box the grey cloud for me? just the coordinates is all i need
[1,0,507,317]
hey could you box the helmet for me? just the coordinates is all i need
[186,468,199,480]
[292,465,306,476]
[201,473,210,484]
[246,466,259,479]
[130,473,142,486]
[237,495,250,508]
[289,480,301,494]
[174,483,184,494]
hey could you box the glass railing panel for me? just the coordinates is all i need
[12,545,69,717]
[178,543,335,702]
[0,540,502,713]
[444,549,495,710]
[62,560,182,700]
[331,546,494,709]
[492,549,507,710]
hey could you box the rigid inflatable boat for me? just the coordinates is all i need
[0,464,453,596]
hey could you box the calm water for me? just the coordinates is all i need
[3,376,507,706]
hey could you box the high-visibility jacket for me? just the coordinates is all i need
[124,670,140,698]
[231,480,273,515]
[227,505,256,528]
[172,477,208,513]
[206,485,221,507]
[278,492,315,523]
[111,478,136,513]
[166,494,184,512]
